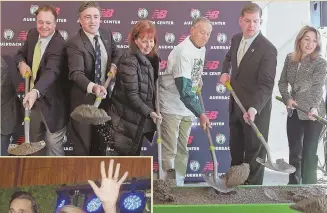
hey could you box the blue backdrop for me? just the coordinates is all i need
[1,1,249,182]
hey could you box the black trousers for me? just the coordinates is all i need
[1,134,12,156]
[66,119,92,156]
[67,100,110,156]
[90,123,145,156]
[287,110,323,184]
[229,100,271,185]
[90,122,112,156]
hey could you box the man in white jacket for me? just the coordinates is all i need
[159,17,213,186]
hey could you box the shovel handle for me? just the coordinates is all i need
[93,72,114,107]
[93,97,102,108]
[24,71,30,94]
[275,96,327,126]
[197,88,218,183]
[24,108,31,144]
[155,80,162,141]
[156,79,163,179]
[225,81,274,163]
[156,62,164,180]
[24,72,31,144]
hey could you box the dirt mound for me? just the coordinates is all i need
[225,163,250,188]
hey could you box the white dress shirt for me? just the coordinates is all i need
[237,30,260,59]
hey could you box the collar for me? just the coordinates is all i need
[186,36,204,50]
[301,54,312,62]
[241,30,260,43]
[83,30,100,41]
[38,30,55,42]
[134,49,152,66]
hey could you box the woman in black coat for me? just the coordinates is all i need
[100,20,162,156]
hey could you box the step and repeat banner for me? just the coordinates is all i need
[1,1,248,182]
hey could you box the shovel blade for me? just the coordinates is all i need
[256,157,296,174]
[8,141,46,156]
[86,116,111,125]
[70,105,111,125]
[202,172,236,194]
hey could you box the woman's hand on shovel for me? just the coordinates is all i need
[308,108,318,121]
[108,65,117,78]
[287,99,297,109]
[150,112,162,125]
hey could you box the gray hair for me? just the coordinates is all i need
[78,1,101,16]
[191,17,212,28]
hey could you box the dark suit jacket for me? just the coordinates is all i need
[65,28,121,111]
[1,57,22,135]
[222,32,277,115]
[15,28,69,133]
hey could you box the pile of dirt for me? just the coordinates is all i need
[225,163,250,188]
[264,186,327,202]
[154,185,327,205]
[153,179,176,202]
[290,196,327,213]
[153,169,177,202]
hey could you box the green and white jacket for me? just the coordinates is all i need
[159,36,205,117]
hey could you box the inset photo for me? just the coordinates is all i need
[0,157,152,213]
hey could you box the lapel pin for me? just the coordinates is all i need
[104,40,108,44]
[251,49,254,52]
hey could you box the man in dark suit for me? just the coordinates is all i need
[220,3,277,185]
[16,5,68,156]
[1,57,22,156]
[65,1,121,156]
